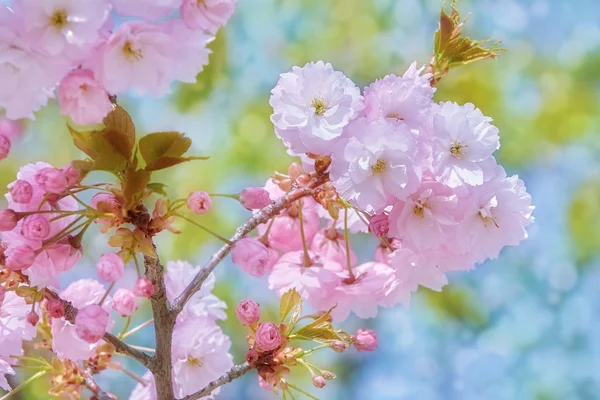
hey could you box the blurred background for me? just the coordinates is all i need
[2,0,600,399]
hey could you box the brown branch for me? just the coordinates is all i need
[81,368,114,400]
[171,175,328,316]
[179,363,253,400]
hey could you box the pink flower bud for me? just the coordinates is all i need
[10,180,33,204]
[0,135,10,160]
[27,311,39,326]
[255,322,281,352]
[34,167,68,194]
[353,328,378,352]
[22,214,50,240]
[369,213,389,238]
[330,340,347,353]
[312,375,326,388]
[47,299,65,318]
[245,349,259,364]
[112,288,137,317]
[0,209,18,231]
[187,191,212,214]
[61,163,81,186]
[97,253,125,282]
[5,245,36,270]
[235,299,261,325]
[133,278,154,297]
[231,238,274,277]
[240,187,271,210]
[321,370,336,380]
[75,304,109,343]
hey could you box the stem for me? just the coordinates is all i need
[180,363,253,400]
[133,254,141,279]
[209,193,240,200]
[130,345,156,353]
[81,368,113,400]
[298,344,329,357]
[0,371,46,400]
[98,282,115,306]
[121,318,154,339]
[286,383,319,400]
[174,214,233,245]
[298,199,312,267]
[118,316,132,339]
[343,207,355,281]
[66,189,94,211]
[258,217,276,245]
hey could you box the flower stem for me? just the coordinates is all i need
[118,316,132,339]
[286,383,319,400]
[209,193,240,200]
[0,371,46,400]
[174,214,233,245]
[98,282,115,306]
[121,318,154,339]
[298,199,312,267]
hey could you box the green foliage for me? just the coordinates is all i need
[423,286,487,328]
[569,180,600,262]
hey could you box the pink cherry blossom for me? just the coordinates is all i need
[47,299,65,319]
[9,180,33,204]
[431,102,500,187]
[129,371,157,400]
[24,242,82,289]
[363,62,435,129]
[235,299,260,325]
[369,213,390,238]
[4,245,35,270]
[231,238,275,277]
[97,253,125,282]
[270,61,363,155]
[331,118,421,212]
[310,228,357,267]
[0,119,25,141]
[0,291,37,360]
[187,191,212,214]
[240,187,271,210]
[0,135,10,160]
[110,0,180,20]
[21,214,51,240]
[112,288,138,317]
[353,328,378,352]
[58,69,113,125]
[34,167,67,194]
[181,0,237,34]
[133,278,154,298]
[255,322,281,352]
[75,304,108,343]
[0,209,18,231]
[0,358,15,391]
[61,163,81,187]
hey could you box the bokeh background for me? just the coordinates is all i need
[2,0,600,399]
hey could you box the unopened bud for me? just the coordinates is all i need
[47,299,65,318]
[330,340,346,353]
[245,349,259,364]
[27,311,39,326]
[321,370,336,380]
[312,375,326,389]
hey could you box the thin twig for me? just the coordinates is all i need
[81,368,114,400]
[179,363,253,400]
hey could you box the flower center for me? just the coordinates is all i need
[449,143,466,158]
[123,41,143,61]
[386,112,404,120]
[413,200,428,218]
[186,355,203,367]
[311,98,327,116]
[370,159,387,175]
[50,9,68,29]
[477,211,499,228]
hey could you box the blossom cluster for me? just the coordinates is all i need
[230,60,534,322]
[0,0,237,123]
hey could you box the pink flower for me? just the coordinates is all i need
[187,191,212,214]
[235,300,260,325]
[0,135,10,160]
[246,349,259,363]
[58,69,112,125]
[180,0,237,34]
[4,245,35,270]
[330,118,420,212]
[111,0,181,20]
[369,214,389,238]
[112,288,137,317]
[24,242,82,289]
[47,299,65,318]
[240,187,271,210]
[353,328,378,352]
[34,167,67,194]
[270,61,364,155]
[0,291,37,360]
[97,253,125,282]
[0,119,25,141]
[0,358,15,391]
[129,371,157,400]
[75,304,109,343]
[61,163,81,187]
[255,322,281,352]
[374,238,401,265]
[0,209,18,231]
[133,278,154,298]
[364,62,435,129]
[431,102,500,187]
[312,375,326,388]
[310,228,357,267]
[231,238,275,277]
[21,214,51,240]
[9,180,33,204]
[26,311,39,326]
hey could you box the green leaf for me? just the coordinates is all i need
[294,327,344,345]
[279,288,302,322]
[147,182,168,196]
[101,106,136,159]
[139,131,191,164]
[67,125,129,172]
[122,164,151,210]
[144,155,209,171]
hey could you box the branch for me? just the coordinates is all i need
[171,175,328,316]
[179,363,253,400]
[81,368,114,400]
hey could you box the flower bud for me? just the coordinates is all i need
[0,209,18,231]
[97,253,125,282]
[245,349,259,364]
[22,214,51,240]
[5,245,36,270]
[235,299,260,325]
[330,340,347,353]
[353,328,378,352]
[255,322,281,352]
[62,163,82,186]
[27,311,39,326]
[0,135,10,160]
[321,370,336,380]
[112,288,137,317]
[288,163,303,179]
[133,278,154,297]
[369,213,389,238]
[47,299,65,318]
[10,180,33,204]
[231,238,274,277]
[312,375,326,389]
[240,187,271,210]
[187,191,212,214]
[35,167,68,194]
[75,304,109,343]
